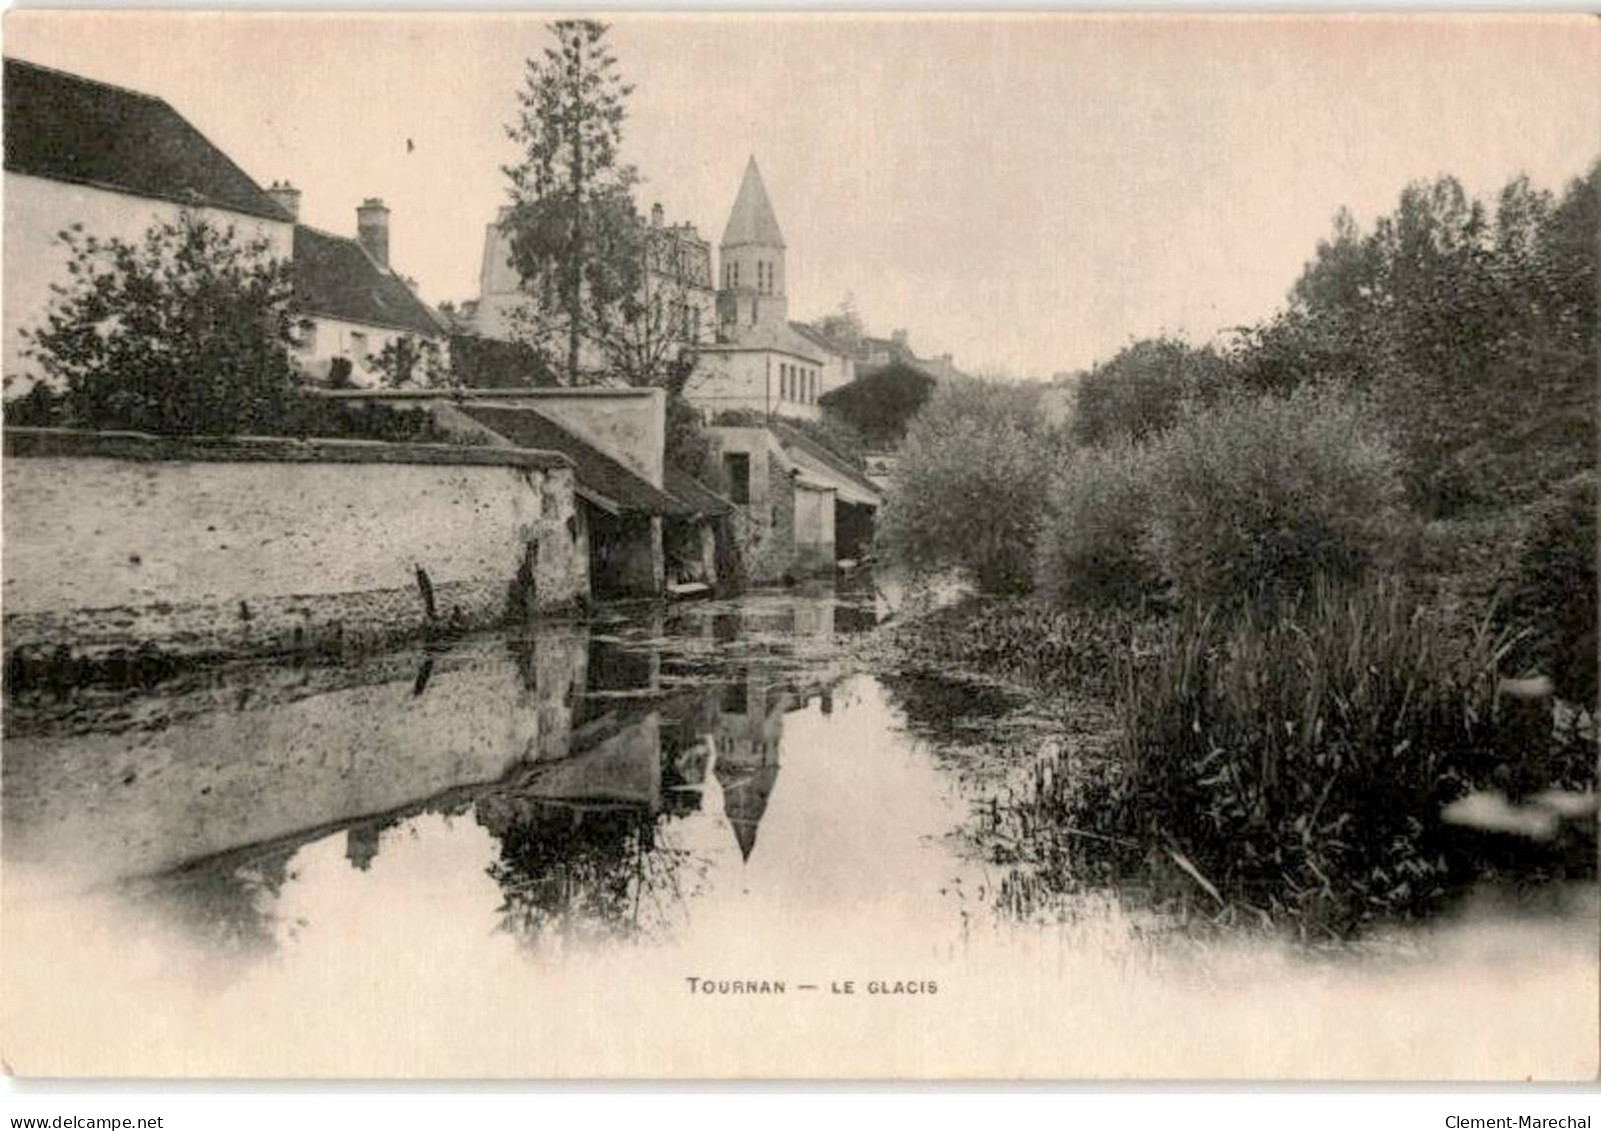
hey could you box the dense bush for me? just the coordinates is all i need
[1069,580,1585,932]
[815,359,936,449]
[17,213,302,435]
[1500,472,1598,708]
[1035,439,1161,609]
[666,394,712,479]
[1143,386,1402,607]
[877,376,1057,594]
[5,380,460,446]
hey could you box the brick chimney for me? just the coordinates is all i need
[357,197,390,267]
[267,180,301,221]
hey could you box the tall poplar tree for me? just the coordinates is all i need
[502,20,641,385]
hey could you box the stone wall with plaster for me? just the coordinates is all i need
[2,429,588,663]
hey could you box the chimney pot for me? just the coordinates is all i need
[651,202,664,228]
[357,197,391,268]
[267,180,301,221]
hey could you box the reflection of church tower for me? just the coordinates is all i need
[717,761,780,861]
[712,679,788,861]
[717,156,787,336]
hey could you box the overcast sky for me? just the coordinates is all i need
[7,11,1597,378]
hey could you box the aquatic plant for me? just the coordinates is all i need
[1040,579,1594,934]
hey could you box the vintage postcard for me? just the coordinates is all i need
[1,10,1596,1080]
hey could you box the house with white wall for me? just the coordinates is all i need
[463,201,716,384]
[2,57,296,390]
[268,186,448,387]
[3,56,446,395]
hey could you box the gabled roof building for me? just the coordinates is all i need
[3,57,295,385]
[3,56,446,392]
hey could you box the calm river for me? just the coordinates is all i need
[2,584,1595,1078]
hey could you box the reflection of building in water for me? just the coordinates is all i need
[59,614,849,959]
[712,671,792,861]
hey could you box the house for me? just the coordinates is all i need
[320,386,733,600]
[787,320,858,400]
[702,418,883,582]
[462,201,717,381]
[1039,369,1087,430]
[851,327,965,383]
[2,57,446,394]
[270,188,449,387]
[2,57,295,387]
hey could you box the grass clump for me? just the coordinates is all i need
[1044,579,1592,934]
[887,596,1143,699]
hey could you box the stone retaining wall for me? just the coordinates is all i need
[2,428,588,664]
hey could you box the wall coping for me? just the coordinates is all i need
[2,427,574,470]
[317,386,663,402]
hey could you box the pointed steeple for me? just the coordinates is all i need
[720,156,785,249]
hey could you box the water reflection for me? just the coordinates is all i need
[3,590,881,965]
[4,587,1598,1080]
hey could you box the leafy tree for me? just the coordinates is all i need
[587,225,711,389]
[19,212,301,434]
[1241,166,1599,515]
[1071,337,1232,446]
[502,19,641,385]
[816,359,936,448]
[876,376,1057,593]
[813,293,865,353]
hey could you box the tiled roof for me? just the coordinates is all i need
[293,225,445,338]
[664,468,733,517]
[456,405,694,518]
[720,156,785,249]
[787,321,852,358]
[766,420,882,499]
[3,58,290,223]
[705,319,823,363]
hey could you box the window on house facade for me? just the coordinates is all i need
[349,331,368,367]
[724,452,751,505]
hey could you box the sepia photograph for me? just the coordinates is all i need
[0,10,1596,1082]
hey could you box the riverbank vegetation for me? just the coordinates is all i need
[879,165,1598,935]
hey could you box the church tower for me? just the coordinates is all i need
[718,157,787,335]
